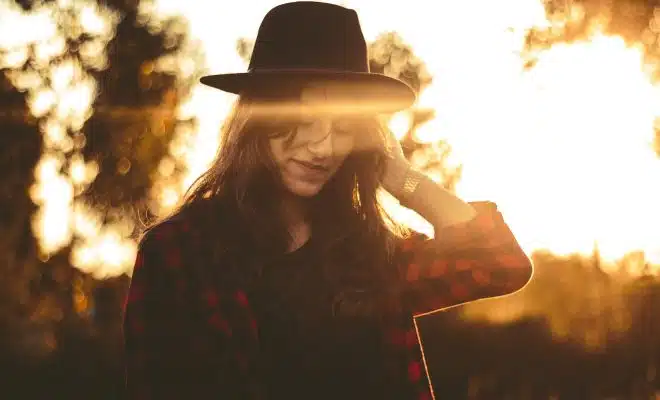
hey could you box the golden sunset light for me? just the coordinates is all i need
[156,0,660,276]
[2,0,659,284]
[5,0,660,396]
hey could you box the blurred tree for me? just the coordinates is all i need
[0,70,47,364]
[0,0,201,395]
[84,0,203,212]
[367,32,462,192]
[525,0,660,65]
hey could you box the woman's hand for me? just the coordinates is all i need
[380,126,411,198]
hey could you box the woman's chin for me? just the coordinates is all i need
[284,177,324,198]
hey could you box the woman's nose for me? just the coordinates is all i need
[306,119,334,156]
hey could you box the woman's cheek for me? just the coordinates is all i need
[335,135,356,155]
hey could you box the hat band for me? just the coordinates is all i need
[247,40,369,73]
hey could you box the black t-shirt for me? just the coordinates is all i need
[250,236,390,399]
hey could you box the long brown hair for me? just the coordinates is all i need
[143,94,412,291]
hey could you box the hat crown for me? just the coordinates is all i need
[248,2,369,73]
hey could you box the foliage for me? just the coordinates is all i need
[0,0,201,367]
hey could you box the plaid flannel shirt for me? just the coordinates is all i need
[123,201,533,399]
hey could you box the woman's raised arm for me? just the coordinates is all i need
[395,201,533,317]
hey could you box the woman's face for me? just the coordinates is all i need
[269,115,356,197]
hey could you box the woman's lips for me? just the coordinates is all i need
[291,159,329,180]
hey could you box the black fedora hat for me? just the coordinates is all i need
[200,1,416,113]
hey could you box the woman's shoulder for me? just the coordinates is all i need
[144,198,223,236]
[141,212,187,244]
[138,201,212,252]
[139,198,242,270]
[132,202,218,284]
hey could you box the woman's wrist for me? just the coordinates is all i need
[382,157,412,199]
[398,166,423,206]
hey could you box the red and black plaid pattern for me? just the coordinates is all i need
[123,201,533,399]
[396,201,533,317]
[384,201,533,399]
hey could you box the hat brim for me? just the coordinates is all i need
[199,69,416,113]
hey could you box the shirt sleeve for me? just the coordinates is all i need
[395,201,533,317]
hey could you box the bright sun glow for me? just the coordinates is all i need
[2,0,659,285]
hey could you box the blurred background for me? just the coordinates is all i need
[1,0,660,398]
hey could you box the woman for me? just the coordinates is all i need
[123,2,533,399]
